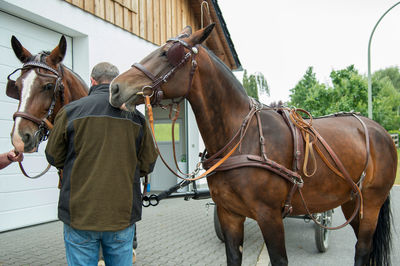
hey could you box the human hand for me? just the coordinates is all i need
[7,150,24,163]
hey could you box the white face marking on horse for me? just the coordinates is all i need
[14,70,37,130]
[239,245,243,253]
[12,70,38,151]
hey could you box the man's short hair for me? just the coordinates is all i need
[91,62,119,84]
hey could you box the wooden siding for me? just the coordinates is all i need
[65,0,198,45]
[64,0,238,69]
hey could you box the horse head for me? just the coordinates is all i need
[8,35,68,153]
[109,24,215,111]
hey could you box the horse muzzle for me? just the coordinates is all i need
[109,82,150,110]
[11,130,39,153]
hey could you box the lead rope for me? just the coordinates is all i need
[145,95,256,182]
[18,160,51,179]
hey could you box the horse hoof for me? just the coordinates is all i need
[98,259,105,266]
[133,248,136,264]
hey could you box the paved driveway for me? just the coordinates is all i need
[258,185,400,265]
[1,186,398,265]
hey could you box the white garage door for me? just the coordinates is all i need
[0,11,73,232]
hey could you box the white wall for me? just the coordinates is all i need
[0,0,157,84]
[0,0,161,231]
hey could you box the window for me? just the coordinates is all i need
[154,123,180,142]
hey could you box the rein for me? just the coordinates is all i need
[144,95,257,182]
[7,59,65,179]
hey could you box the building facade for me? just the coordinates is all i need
[0,0,240,232]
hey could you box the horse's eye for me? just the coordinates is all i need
[43,83,54,91]
[160,50,167,57]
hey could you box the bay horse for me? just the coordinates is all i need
[7,35,88,154]
[109,24,397,266]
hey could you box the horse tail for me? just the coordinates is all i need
[369,194,392,266]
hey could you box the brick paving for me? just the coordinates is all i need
[0,198,264,266]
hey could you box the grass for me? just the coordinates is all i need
[396,149,400,185]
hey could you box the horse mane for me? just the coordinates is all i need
[33,50,88,91]
[202,45,247,95]
[62,64,89,91]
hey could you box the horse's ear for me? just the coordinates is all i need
[189,23,215,45]
[48,35,67,65]
[179,26,192,37]
[11,35,32,63]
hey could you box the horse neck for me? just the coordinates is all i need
[187,56,250,154]
[61,66,88,104]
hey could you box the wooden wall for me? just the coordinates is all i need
[65,0,198,45]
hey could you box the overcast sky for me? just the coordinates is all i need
[217,0,400,104]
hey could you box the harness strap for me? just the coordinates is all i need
[203,154,303,185]
[303,133,317,177]
[288,109,365,220]
[352,114,370,190]
[256,111,268,161]
[145,96,258,181]
[282,183,299,217]
[13,111,43,125]
[133,63,156,81]
[279,109,302,171]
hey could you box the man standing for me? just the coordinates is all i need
[45,62,157,265]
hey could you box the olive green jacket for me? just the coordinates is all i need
[45,84,157,231]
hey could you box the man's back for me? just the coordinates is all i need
[46,84,157,231]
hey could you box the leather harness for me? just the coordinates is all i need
[6,56,65,179]
[202,103,368,229]
[132,38,369,229]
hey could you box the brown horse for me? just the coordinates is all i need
[7,35,88,153]
[109,25,397,266]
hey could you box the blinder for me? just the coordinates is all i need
[167,42,186,67]
[6,68,22,100]
[132,38,199,106]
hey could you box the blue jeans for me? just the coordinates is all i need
[63,223,135,266]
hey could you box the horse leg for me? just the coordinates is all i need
[341,194,392,266]
[256,208,288,266]
[216,205,245,266]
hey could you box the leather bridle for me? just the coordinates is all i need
[131,37,199,106]
[7,59,64,144]
[7,58,64,179]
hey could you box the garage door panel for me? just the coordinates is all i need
[0,11,73,232]
[0,188,59,212]
[0,12,62,42]
[0,101,18,120]
[0,121,14,140]
[0,46,21,69]
[0,11,69,48]
[0,12,73,69]
[0,204,58,232]
[0,87,19,104]
[0,28,73,69]
[0,135,14,150]
[0,172,58,193]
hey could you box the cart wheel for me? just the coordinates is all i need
[314,209,333,252]
[214,205,225,242]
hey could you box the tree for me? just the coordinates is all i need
[289,65,400,131]
[289,67,331,117]
[242,70,269,100]
[373,66,400,92]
